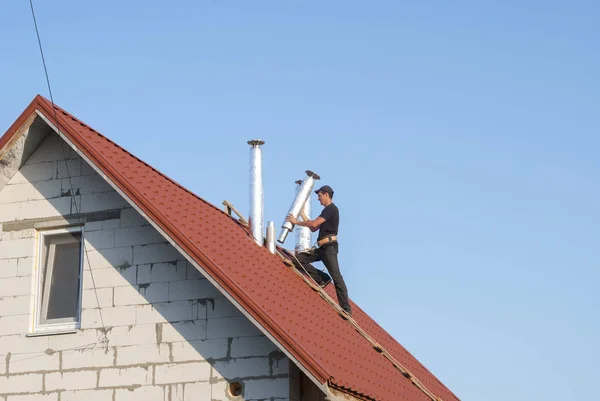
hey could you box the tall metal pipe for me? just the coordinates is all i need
[266,221,276,254]
[295,180,312,253]
[277,170,320,244]
[248,140,265,246]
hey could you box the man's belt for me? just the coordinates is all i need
[317,235,337,246]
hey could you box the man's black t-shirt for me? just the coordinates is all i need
[318,203,339,240]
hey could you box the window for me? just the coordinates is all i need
[33,227,84,333]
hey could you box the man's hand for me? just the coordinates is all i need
[286,214,299,225]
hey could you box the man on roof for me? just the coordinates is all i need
[286,185,352,316]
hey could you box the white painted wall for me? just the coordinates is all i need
[0,132,293,401]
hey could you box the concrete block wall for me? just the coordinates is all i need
[0,133,294,400]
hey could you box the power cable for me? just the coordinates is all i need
[28,0,109,350]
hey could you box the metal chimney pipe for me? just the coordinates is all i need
[277,170,320,244]
[295,180,312,253]
[266,221,276,254]
[248,140,265,246]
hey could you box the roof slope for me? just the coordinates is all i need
[1,96,459,401]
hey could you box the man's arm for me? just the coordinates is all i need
[286,214,325,232]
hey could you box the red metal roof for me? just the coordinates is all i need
[1,96,459,401]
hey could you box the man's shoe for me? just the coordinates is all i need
[318,276,332,288]
[339,308,353,320]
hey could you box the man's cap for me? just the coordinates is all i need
[314,185,334,197]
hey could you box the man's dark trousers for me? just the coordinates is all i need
[294,243,351,314]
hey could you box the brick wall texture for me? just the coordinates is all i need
[0,132,293,401]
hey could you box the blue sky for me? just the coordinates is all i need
[1,1,599,400]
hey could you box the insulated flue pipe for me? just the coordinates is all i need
[277,170,320,244]
[266,221,276,254]
[295,180,312,253]
[248,140,265,246]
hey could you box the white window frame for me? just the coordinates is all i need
[32,226,85,334]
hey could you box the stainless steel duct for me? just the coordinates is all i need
[277,170,320,244]
[266,221,276,254]
[295,179,312,253]
[248,140,265,246]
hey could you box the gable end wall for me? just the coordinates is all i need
[0,132,295,401]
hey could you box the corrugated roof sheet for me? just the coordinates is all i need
[1,96,459,401]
